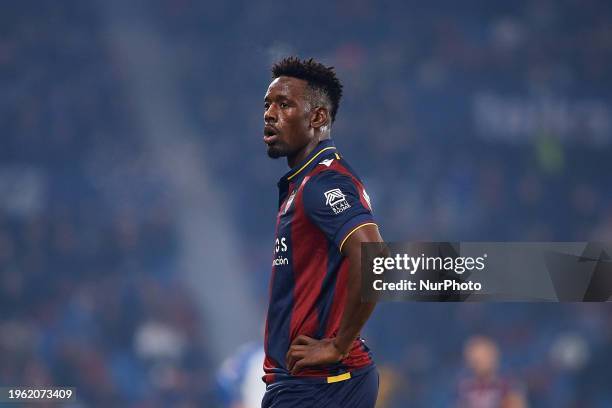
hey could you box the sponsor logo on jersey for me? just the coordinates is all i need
[324,188,351,214]
[272,237,289,266]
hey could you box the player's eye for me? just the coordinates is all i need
[280,102,288,108]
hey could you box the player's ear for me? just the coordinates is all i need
[310,106,329,129]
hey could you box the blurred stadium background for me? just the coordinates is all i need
[2,0,612,406]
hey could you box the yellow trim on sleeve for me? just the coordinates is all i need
[335,153,341,160]
[287,147,336,180]
[339,222,378,252]
[327,372,351,383]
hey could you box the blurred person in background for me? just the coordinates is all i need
[216,342,266,408]
[457,336,527,408]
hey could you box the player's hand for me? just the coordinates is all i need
[286,335,348,375]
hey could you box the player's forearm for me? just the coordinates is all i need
[334,225,385,355]
[333,254,377,354]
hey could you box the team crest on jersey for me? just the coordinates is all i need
[283,190,296,215]
[324,188,351,214]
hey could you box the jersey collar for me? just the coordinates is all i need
[278,139,337,186]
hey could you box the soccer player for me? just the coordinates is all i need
[457,336,527,408]
[261,57,384,408]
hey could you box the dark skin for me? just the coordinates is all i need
[264,76,330,167]
[263,76,384,374]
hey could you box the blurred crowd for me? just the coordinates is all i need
[1,2,214,406]
[1,0,612,406]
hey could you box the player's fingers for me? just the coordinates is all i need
[292,335,314,346]
[290,349,307,359]
[286,348,299,370]
[287,353,304,371]
[291,358,309,375]
[286,348,307,369]
[291,335,308,345]
[286,343,305,356]
[286,355,295,371]
[285,346,303,363]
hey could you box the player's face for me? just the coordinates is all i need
[263,77,314,162]
[465,339,499,378]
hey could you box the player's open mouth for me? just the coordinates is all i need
[264,125,279,144]
[264,135,278,144]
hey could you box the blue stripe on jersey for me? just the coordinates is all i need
[266,210,295,372]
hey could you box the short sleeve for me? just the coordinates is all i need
[302,170,375,250]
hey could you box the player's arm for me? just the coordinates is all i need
[332,223,383,355]
[285,169,384,373]
[286,224,385,373]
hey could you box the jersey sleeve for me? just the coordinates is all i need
[301,170,375,250]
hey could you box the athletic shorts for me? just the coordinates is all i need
[261,366,379,408]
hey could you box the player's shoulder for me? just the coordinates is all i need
[301,154,371,213]
[302,155,357,195]
[306,153,362,185]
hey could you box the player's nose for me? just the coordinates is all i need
[264,104,278,123]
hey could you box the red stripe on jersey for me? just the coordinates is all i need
[289,186,327,342]
[324,258,349,337]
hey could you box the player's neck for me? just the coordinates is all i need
[287,140,318,168]
[287,135,331,169]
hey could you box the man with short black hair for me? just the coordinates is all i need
[261,56,384,407]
